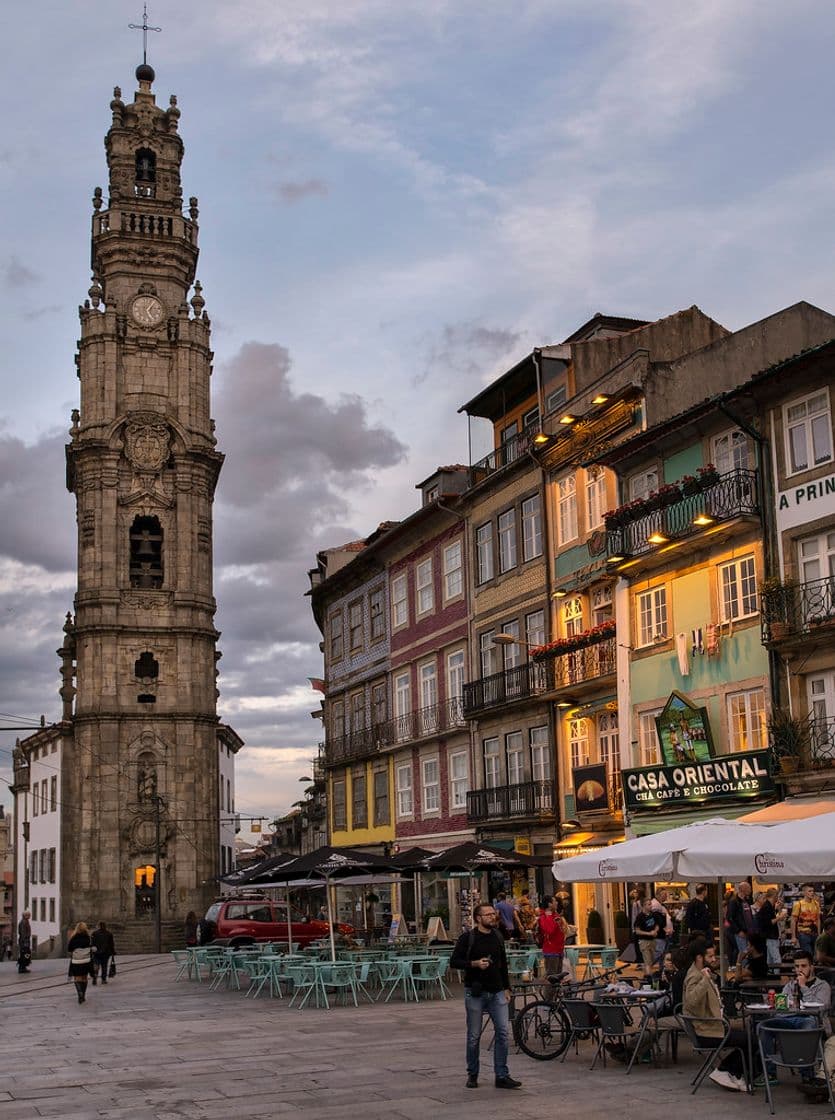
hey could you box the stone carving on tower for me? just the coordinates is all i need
[18,59,243,951]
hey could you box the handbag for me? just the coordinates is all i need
[109,958,117,977]
[71,946,93,964]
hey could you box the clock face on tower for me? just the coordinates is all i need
[131,294,165,328]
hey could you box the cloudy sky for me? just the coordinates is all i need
[2,0,835,835]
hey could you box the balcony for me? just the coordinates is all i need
[761,576,835,644]
[468,425,538,486]
[605,468,759,565]
[462,663,548,718]
[552,636,616,692]
[326,697,466,767]
[467,779,555,823]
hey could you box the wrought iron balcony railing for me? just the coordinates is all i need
[468,424,539,485]
[467,779,554,822]
[606,468,759,560]
[552,636,616,689]
[462,662,549,718]
[326,697,466,766]
[810,715,835,766]
[761,576,835,642]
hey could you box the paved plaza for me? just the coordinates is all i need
[0,956,809,1119]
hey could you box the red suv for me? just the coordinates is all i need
[201,897,353,948]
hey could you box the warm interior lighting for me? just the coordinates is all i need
[591,394,609,405]
[556,700,573,709]
[559,413,576,425]
[607,554,625,563]
[532,431,550,445]
[647,532,668,545]
[693,514,714,526]
[552,588,567,598]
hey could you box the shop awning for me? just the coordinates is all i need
[738,796,835,822]
[630,802,769,836]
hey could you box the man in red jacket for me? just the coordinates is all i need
[537,896,566,979]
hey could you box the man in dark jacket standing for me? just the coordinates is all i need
[91,922,116,985]
[450,903,521,1090]
[17,911,32,973]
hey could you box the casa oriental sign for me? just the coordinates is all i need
[623,749,775,813]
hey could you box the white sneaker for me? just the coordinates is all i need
[708,1070,742,1092]
[731,1075,749,1093]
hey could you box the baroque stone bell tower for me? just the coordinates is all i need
[51,62,242,948]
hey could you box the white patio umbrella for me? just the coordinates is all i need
[676,810,835,879]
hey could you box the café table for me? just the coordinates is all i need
[741,998,829,1092]
[600,987,667,1072]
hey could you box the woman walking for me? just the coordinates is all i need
[67,921,93,1004]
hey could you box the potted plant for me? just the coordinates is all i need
[768,708,805,773]
[613,908,631,951]
[586,908,605,945]
[681,474,702,496]
[697,463,720,487]
[759,576,797,639]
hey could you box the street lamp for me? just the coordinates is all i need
[492,633,531,647]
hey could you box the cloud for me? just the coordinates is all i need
[276,178,329,203]
[22,304,63,322]
[4,256,40,289]
[0,429,74,571]
[417,321,522,386]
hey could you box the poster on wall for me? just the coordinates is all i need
[656,690,715,766]
[573,762,609,812]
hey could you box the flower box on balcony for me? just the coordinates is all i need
[531,621,616,662]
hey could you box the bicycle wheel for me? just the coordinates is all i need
[514,1000,570,1060]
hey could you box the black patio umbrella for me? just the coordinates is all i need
[418,841,550,872]
[219,851,297,887]
[390,847,436,934]
[248,845,399,960]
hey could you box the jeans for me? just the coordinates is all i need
[734,933,750,958]
[766,939,782,968]
[758,1014,816,1079]
[95,952,111,981]
[798,933,817,957]
[465,988,510,1079]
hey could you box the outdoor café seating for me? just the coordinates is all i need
[757,1025,835,1115]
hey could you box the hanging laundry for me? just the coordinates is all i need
[676,632,690,676]
[691,627,704,656]
[705,623,720,656]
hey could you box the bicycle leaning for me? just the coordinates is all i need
[512,965,630,1060]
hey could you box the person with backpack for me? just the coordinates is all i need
[450,903,521,1091]
[536,895,566,979]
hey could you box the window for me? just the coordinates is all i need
[506,731,525,785]
[446,648,466,705]
[449,751,468,810]
[476,522,494,584]
[637,586,668,646]
[329,611,343,661]
[526,609,545,649]
[396,763,413,817]
[350,691,364,734]
[332,779,347,830]
[29,852,36,883]
[727,688,767,752]
[629,468,659,502]
[373,769,389,826]
[135,146,156,185]
[331,699,344,742]
[798,531,835,583]
[719,556,757,621]
[530,726,551,781]
[599,711,620,782]
[129,515,163,589]
[785,391,832,473]
[500,619,522,670]
[638,710,662,767]
[391,573,408,628]
[558,475,578,545]
[40,899,46,923]
[443,540,463,600]
[50,776,57,812]
[416,558,434,615]
[394,672,411,721]
[352,770,367,828]
[713,430,750,474]
[591,584,613,625]
[32,787,38,817]
[348,600,363,650]
[809,671,835,754]
[424,484,439,505]
[585,467,606,531]
[48,848,56,883]
[422,757,440,812]
[546,384,567,413]
[483,737,501,787]
[479,630,497,678]
[568,718,589,771]
[41,780,48,814]
[371,682,387,729]
[498,509,517,573]
[419,661,438,713]
[502,420,519,463]
[521,495,543,560]
[369,588,385,641]
[38,850,45,883]
[49,898,55,923]
[523,406,540,431]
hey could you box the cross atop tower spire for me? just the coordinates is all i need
[129,4,162,66]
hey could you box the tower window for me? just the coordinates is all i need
[135,148,156,197]
[129,516,163,589]
[135,651,159,680]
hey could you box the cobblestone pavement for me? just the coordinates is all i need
[0,956,808,1119]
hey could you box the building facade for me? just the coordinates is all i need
[12,64,242,954]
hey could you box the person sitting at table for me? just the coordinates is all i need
[734,932,770,984]
[605,948,687,1062]
[633,898,664,982]
[758,950,831,1093]
[683,937,751,1092]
